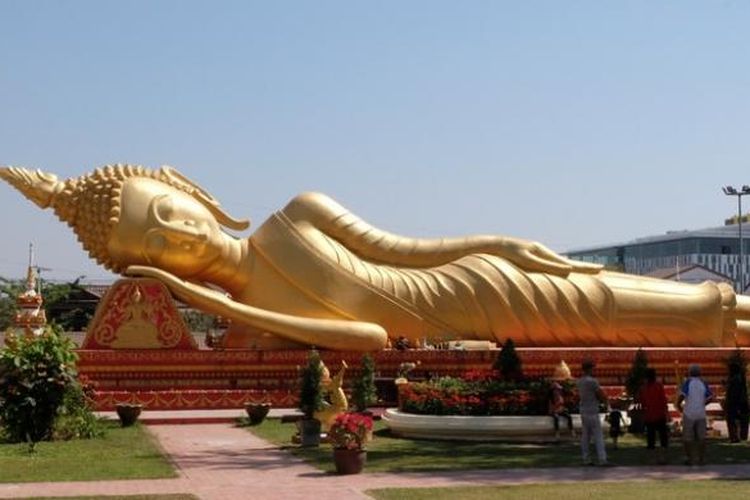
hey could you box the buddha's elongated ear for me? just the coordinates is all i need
[159,166,250,231]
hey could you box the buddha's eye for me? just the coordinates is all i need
[144,231,167,263]
[184,220,196,227]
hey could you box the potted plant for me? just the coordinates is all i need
[115,403,143,427]
[329,412,373,474]
[298,348,324,447]
[352,354,377,415]
[244,402,271,426]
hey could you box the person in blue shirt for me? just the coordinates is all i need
[677,364,714,465]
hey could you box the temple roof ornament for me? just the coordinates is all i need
[9,243,47,341]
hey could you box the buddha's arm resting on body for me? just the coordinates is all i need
[280,192,603,275]
[126,265,388,351]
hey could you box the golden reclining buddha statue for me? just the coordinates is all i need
[2,164,750,351]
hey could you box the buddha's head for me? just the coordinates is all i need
[0,164,249,277]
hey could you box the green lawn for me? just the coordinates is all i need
[367,480,750,500]
[247,418,750,473]
[0,421,176,483]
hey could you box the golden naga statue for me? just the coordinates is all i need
[2,164,750,351]
[315,361,348,431]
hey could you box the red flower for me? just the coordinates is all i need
[329,412,374,450]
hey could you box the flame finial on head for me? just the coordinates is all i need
[0,167,63,209]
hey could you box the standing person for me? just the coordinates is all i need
[677,364,713,465]
[607,402,625,450]
[577,359,611,466]
[724,361,749,443]
[639,368,670,464]
[549,379,573,441]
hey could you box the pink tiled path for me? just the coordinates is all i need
[2,423,750,499]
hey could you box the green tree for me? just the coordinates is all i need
[0,277,95,332]
[0,278,24,330]
[352,354,377,412]
[180,309,216,332]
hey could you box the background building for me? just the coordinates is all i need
[566,215,750,292]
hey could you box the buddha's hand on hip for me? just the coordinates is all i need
[500,238,602,276]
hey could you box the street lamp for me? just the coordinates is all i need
[722,185,750,292]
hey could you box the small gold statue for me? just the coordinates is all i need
[3,164,750,351]
[315,360,348,432]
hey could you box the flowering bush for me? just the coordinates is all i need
[0,327,78,448]
[400,375,572,416]
[328,412,373,450]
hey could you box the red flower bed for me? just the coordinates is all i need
[400,375,574,416]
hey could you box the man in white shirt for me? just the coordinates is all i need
[576,359,612,466]
[677,364,714,465]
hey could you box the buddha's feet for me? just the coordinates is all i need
[721,282,750,346]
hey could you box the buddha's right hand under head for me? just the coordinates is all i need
[125,265,231,306]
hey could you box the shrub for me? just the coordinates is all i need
[298,348,323,419]
[0,326,78,448]
[53,376,104,441]
[726,347,747,376]
[625,348,649,399]
[493,338,523,381]
[352,354,377,412]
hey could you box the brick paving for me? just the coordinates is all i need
[2,422,750,499]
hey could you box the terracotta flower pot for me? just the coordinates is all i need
[244,403,271,426]
[333,448,367,474]
[115,403,143,427]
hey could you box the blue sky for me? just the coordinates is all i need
[1,1,749,281]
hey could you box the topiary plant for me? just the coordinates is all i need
[493,338,524,382]
[726,347,748,376]
[625,348,649,399]
[352,354,377,412]
[298,348,323,419]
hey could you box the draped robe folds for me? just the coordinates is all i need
[238,196,732,348]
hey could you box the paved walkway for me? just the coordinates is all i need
[2,423,750,499]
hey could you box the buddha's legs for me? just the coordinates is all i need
[596,272,734,347]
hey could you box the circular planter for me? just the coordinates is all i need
[382,408,610,441]
[115,403,143,427]
[244,403,271,426]
[333,448,367,474]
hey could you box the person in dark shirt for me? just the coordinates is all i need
[639,368,670,464]
[724,361,749,443]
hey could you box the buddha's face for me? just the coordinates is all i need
[108,178,225,277]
